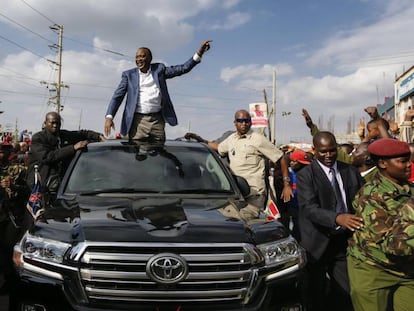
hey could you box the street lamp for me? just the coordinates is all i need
[281,111,291,143]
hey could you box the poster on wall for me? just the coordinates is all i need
[249,103,268,128]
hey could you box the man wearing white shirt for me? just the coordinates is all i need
[104,40,212,142]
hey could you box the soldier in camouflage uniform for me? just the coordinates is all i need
[347,138,414,311]
[0,142,29,295]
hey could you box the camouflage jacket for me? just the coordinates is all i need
[348,171,414,277]
[0,162,29,222]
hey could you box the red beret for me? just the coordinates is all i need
[289,149,312,165]
[368,138,410,158]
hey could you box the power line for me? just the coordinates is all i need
[0,34,50,62]
[0,73,40,88]
[0,10,128,58]
[20,0,56,25]
[0,86,252,105]
[64,36,128,57]
[0,12,54,44]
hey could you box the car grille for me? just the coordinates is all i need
[76,242,259,307]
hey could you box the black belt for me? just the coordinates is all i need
[136,112,161,117]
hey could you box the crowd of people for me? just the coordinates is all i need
[0,35,413,311]
[186,105,414,311]
[0,111,104,303]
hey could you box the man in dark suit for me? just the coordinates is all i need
[297,131,364,311]
[104,40,212,142]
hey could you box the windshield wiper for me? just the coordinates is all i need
[78,188,160,195]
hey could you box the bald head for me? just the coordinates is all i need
[44,111,62,134]
[352,142,372,168]
[234,109,250,119]
[313,131,336,149]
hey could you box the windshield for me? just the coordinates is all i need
[64,144,233,195]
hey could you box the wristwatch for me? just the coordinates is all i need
[283,176,291,183]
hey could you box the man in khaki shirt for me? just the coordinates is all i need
[185,109,292,210]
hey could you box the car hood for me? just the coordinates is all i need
[32,195,288,244]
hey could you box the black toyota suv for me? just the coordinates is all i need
[13,140,306,311]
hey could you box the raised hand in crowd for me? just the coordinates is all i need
[364,106,380,119]
[302,108,314,129]
[363,106,391,140]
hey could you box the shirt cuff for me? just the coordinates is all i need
[105,114,113,119]
[193,53,201,62]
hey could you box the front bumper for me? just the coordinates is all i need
[13,240,306,311]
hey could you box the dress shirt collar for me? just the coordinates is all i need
[316,160,338,178]
[236,129,253,139]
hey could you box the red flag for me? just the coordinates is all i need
[265,198,280,219]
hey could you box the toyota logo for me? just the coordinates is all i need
[146,253,188,284]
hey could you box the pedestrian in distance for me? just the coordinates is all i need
[104,39,212,142]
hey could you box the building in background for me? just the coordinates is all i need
[395,65,414,125]
[377,96,395,121]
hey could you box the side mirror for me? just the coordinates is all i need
[233,175,250,198]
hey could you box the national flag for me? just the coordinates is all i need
[265,198,280,219]
[26,166,44,220]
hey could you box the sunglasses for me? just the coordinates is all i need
[235,118,252,123]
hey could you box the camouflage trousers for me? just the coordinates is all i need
[347,255,414,311]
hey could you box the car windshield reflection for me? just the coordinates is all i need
[64,143,233,196]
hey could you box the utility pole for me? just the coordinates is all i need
[262,89,270,140]
[55,24,63,113]
[271,70,276,144]
[78,109,83,130]
[14,118,19,142]
[0,101,3,135]
[42,24,69,114]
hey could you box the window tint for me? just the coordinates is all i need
[64,145,232,194]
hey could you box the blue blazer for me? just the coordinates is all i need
[106,57,200,136]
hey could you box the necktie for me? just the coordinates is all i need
[330,168,346,213]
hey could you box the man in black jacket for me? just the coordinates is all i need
[27,112,104,189]
[297,131,364,311]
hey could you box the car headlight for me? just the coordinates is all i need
[257,236,305,267]
[19,234,71,264]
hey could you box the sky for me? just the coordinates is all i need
[1,0,414,144]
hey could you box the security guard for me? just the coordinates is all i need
[0,142,29,295]
[347,138,414,311]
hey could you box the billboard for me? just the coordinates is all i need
[249,103,268,128]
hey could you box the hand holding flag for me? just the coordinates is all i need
[26,165,44,220]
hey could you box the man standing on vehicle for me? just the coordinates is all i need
[104,40,212,142]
